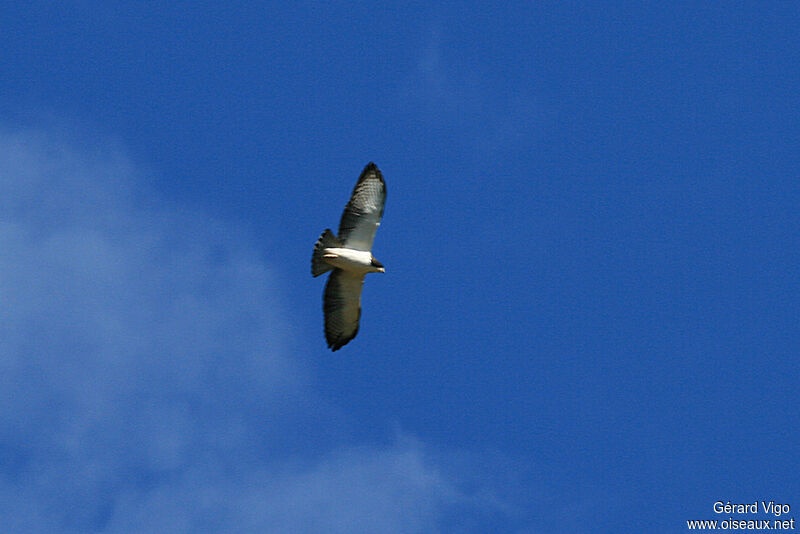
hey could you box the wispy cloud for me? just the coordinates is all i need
[0,126,299,530]
[398,25,549,158]
[0,126,513,533]
[102,440,462,533]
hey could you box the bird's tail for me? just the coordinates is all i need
[311,229,342,277]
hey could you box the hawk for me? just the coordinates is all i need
[311,162,386,351]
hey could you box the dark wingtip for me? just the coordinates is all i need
[362,162,381,176]
[326,327,358,351]
[359,162,383,186]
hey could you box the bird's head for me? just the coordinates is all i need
[370,256,385,273]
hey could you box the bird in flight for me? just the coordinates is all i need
[311,162,386,351]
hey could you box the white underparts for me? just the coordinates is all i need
[322,247,382,274]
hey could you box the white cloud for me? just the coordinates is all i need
[0,126,510,533]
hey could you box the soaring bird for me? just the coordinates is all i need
[311,162,386,351]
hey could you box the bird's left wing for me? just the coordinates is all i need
[338,162,386,252]
[323,269,365,351]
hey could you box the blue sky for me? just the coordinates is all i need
[1,3,798,533]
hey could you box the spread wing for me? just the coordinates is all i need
[337,162,386,252]
[323,269,365,351]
